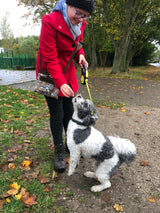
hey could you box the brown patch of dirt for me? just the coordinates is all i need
[51,106,160,212]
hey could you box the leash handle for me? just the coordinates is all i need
[81,65,88,85]
[81,65,92,102]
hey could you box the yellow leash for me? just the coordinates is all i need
[81,65,93,102]
[86,80,93,102]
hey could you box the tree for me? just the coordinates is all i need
[99,0,160,73]
[0,12,14,49]
[18,0,57,22]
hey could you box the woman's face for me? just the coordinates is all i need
[67,5,90,25]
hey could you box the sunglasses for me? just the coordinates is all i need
[73,7,91,21]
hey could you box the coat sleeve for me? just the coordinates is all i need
[39,15,67,89]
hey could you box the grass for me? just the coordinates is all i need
[0,65,159,212]
[77,65,160,81]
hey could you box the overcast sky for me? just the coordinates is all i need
[0,0,41,38]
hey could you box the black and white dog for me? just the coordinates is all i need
[67,94,136,192]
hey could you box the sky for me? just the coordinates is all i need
[0,0,41,38]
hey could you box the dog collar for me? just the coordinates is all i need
[71,118,88,126]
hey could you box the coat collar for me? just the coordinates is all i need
[52,11,75,41]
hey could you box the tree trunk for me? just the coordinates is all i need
[90,22,97,71]
[98,51,108,67]
[111,34,130,74]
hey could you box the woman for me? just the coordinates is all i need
[36,0,94,172]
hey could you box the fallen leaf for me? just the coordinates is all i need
[20,188,37,207]
[4,104,13,107]
[8,163,16,170]
[50,145,55,150]
[52,171,58,180]
[148,196,156,203]
[24,196,37,207]
[7,182,21,196]
[3,128,8,132]
[6,198,11,203]
[126,114,133,116]
[144,111,150,115]
[14,194,22,200]
[113,203,123,212]
[23,140,31,143]
[8,146,23,153]
[44,187,50,192]
[25,120,34,124]
[7,155,17,162]
[21,160,32,167]
[40,178,49,184]
[9,182,21,191]
[140,160,149,166]
[120,107,126,112]
[20,100,29,105]
[0,192,10,198]
[14,130,23,136]
[65,157,70,164]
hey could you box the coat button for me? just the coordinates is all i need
[72,43,76,48]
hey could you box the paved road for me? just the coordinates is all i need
[1,70,160,107]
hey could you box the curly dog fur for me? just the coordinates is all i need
[67,94,136,192]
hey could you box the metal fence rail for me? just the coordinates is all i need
[0,51,36,69]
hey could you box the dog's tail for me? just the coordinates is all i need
[108,136,136,163]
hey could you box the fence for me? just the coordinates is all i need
[0,50,36,69]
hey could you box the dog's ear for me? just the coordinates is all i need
[83,111,98,126]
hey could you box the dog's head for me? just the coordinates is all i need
[72,94,98,126]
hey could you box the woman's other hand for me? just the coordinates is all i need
[60,84,74,97]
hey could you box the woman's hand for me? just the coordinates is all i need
[79,54,88,68]
[60,84,74,97]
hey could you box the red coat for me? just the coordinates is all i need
[36,11,86,97]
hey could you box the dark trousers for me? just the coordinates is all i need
[45,96,73,146]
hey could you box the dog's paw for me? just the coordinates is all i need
[91,182,111,192]
[91,185,102,192]
[84,171,96,178]
[68,170,74,176]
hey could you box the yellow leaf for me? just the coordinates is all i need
[148,196,156,203]
[8,163,16,170]
[52,170,58,179]
[21,160,32,167]
[121,108,126,112]
[6,198,11,203]
[113,203,124,212]
[9,182,21,191]
[14,194,22,200]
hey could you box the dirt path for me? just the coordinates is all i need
[45,105,159,213]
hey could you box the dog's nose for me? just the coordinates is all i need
[77,94,82,98]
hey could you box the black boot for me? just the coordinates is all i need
[64,137,70,154]
[54,144,66,173]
